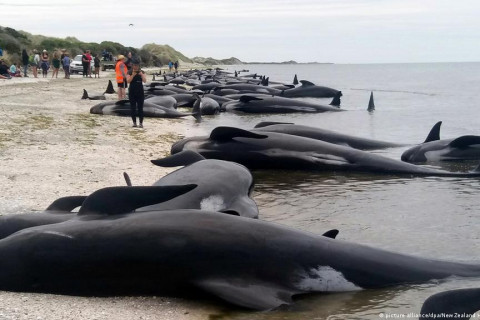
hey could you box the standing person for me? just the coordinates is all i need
[40,49,49,78]
[81,50,89,77]
[93,54,100,78]
[174,60,178,73]
[51,52,60,78]
[32,49,40,78]
[62,52,71,79]
[60,49,66,71]
[168,61,173,72]
[22,49,29,77]
[127,59,147,128]
[115,55,128,100]
[124,51,133,72]
[86,50,93,78]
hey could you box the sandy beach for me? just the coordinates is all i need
[0,71,217,319]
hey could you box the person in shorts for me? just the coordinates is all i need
[115,55,128,100]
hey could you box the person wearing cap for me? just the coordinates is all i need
[126,58,146,128]
[115,55,128,100]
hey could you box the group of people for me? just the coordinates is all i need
[115,52,147,128]
[1,49,103,79]
[81,50,101,78]
[168,60,179,72]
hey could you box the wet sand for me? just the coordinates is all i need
[0,71,217,320]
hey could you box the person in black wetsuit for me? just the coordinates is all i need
[127,59,147,128]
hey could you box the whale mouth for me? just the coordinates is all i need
[219,210,240,216]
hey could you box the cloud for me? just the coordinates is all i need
[2,0,480,63]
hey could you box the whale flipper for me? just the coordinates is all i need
[322,229,339,239]
[45,196,87,212]
[254,121,294,128]
[239,95,263,103]
[78,185,197,215]
[196,278,297,310]
[420,288,480,319]
[210,127,268,141]
[424,121,442,143]
[81,89,88,100]
[123,172,132,186]
[151,150,206,167]
[449,135,480,149]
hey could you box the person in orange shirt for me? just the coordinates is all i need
[115,55,128,100]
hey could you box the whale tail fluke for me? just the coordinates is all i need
[367,92,375,112]
[81,89,89,100]
[105,80,116,94]
[424,121,442,143]
[329,91,342,107]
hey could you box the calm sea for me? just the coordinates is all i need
[183,63,480,319]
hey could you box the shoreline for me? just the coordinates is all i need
[0,72,217,319]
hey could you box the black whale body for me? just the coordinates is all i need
[1,204,480,310]
[254,122,406,150]
[171,126,480,177]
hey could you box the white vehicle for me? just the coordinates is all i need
[69,54,95,74]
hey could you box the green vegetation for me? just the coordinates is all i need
[0,25,244,67]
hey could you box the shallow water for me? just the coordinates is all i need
[185,63,480,319]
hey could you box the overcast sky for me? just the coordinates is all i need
[1,0,478,63]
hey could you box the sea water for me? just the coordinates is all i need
[184,62,480,319]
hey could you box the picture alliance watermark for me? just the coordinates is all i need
[379,312,479,319]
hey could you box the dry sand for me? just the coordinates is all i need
[0,72,221,320]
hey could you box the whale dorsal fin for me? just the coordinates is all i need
[151,150,206,167]
[322,229,339,239]
[254,122,294,128]
[105,80,116,94]
[81,89,88,99]
[367,92,375,112]
[196,278,297,310]
[293,74,299,85]
[78,185,197,215]
[45,196,87,212]
[210,127,268,141]
[240,95,263,103]
[424,121,442,143]
[449,135,480,149]
[300,80,315,87]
